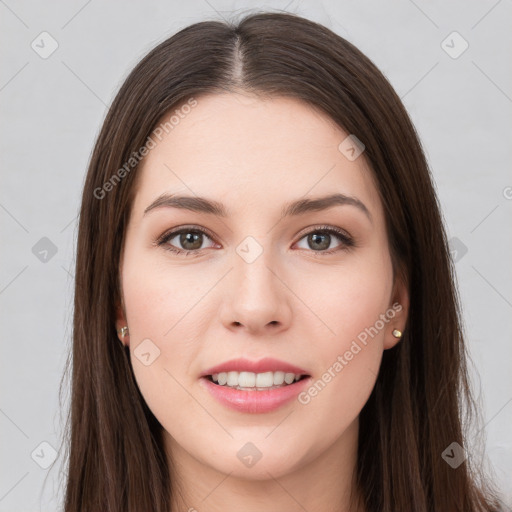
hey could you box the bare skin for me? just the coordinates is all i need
[116,92,409,512]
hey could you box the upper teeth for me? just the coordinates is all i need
[211,371,302,388]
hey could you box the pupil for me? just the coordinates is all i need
[181,232,202,250]
[310,233,329,250]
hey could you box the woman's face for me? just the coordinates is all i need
[117,93,408,481]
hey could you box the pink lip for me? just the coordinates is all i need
[200,358,311,414]
[200,357,309,377]
[199,375,312,414]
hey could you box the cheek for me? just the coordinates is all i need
[296,250,393,348]
[120,247,207,425]
[122,243,207,340]
[292,252,392,424]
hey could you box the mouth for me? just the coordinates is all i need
[199,357,312,413]
[203,371,310,391]
[199,359,312,413]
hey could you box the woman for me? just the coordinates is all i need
[63,11,505,512]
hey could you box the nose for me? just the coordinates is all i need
[219,244,292,336]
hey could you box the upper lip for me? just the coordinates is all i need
[201,357,309,377]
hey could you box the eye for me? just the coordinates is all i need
[156,224,355,256]
[294,225,355,254]
[156,226,217,256]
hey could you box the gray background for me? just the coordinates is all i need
[1,0,511,509]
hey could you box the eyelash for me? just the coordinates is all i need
[155,224,355,257]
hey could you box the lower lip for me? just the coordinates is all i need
[200,376,311,414]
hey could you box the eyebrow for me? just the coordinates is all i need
[143,192,372,223]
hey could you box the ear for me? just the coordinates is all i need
[115,300,130,347]
[383,273,409,350]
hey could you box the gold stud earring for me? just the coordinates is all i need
[117,326,129,338]
[392,328,402,339]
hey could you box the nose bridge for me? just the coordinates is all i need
[234,233,278,300]
[221,233,290,332]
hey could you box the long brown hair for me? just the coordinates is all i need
[62,11,504,511]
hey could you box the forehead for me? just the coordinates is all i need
[132,93,383,223]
